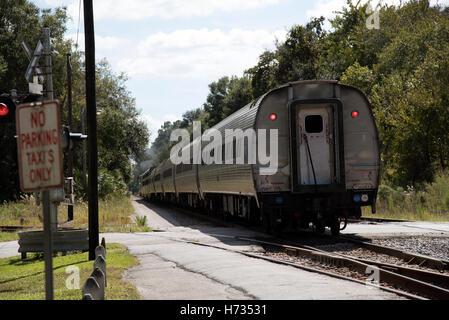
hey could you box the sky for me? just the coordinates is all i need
[30,0,449,145]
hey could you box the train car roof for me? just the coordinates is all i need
[153,80,367,173]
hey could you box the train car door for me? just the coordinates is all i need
[297,106,333,185]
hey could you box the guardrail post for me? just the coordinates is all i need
[94,255,107,287]
[95,245,106,259]
[91,268,105,300]
[82,277,101,300]
[81,244,107,300]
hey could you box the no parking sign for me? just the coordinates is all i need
[16,100,63,192]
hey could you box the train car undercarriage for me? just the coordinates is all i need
[144,191,374,236]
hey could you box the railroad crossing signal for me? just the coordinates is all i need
[0,95,16,124]
[22,40,45,83]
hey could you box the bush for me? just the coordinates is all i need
[98,169,128,199]
[374,171,449,220]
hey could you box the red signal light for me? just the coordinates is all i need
[270,113,277,121]
[0,103,9,116]
[351,111,359,118]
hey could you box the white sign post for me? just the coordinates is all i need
[16,100,63,192]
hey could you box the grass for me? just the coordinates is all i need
[69,195,152,233]
[363,171,449,222]
[0,243,140,300]
[0,195,152,242]
[0,232,18,242]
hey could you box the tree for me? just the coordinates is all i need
[203,77,231,127]
[0,1,69,202]
[245,51,278,97]
[150,121,182,166]
[0,1,149,200]
[223,76,253,117]
[275,18,326,83]
[73,60,150,195]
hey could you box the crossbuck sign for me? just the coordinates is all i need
[16,100,63,192]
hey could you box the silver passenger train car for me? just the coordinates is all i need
[140,80,380,235]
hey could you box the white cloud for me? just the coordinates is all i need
[65,33,126,51]
[140,114,163,137]
[118,28,287,79]
[53,0,280,21]
[95,0,280,20]
[306,0,346,23]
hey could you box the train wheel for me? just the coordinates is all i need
[262,212,271,233]
[314,221,325,234]
[330,220,340,236]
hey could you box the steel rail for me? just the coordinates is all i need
[338,235,449,270]
[181,237,423,300]
[137,198,449,298]
[300,244,449,288]
[134,230,422,300]
[235,236,449,300]
[348,217,411,223]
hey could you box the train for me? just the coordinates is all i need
[139,80,380,235]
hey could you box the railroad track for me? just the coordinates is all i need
[348,217,411,223]
[237,236,449,300]
[141,229,449,300]
[337,234,449,270]
[139,200,449,299]
[197,234,449,299]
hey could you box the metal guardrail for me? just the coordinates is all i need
[82,243,107,300]
[18,229,89,259]
[0,225,37,232]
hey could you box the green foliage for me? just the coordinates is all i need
[135,215,147,227]
[374,171,449,220]
[340,62,375,96]
[150,120,182,166]
[134,215,151,232]
[98,169,128,199]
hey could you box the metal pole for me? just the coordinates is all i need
[67,54,74,221]
[84,0,99,261]
[42,27,54,300]
[81,107,87,191]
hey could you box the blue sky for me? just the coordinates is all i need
[30,0,448,145]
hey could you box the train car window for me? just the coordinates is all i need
[305,115,323,133]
